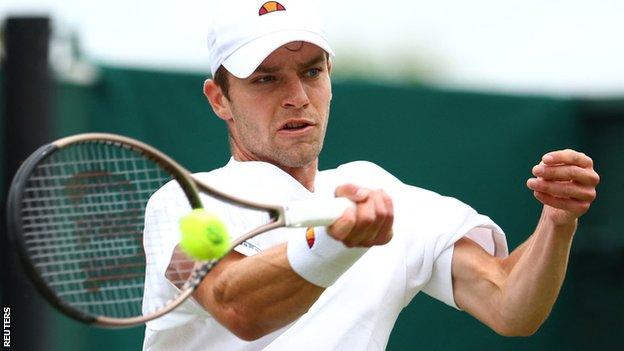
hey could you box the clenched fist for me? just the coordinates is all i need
[328,184,394,247]
[527,149,600,226]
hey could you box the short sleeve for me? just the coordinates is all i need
[420,221,508,309]
[399,189,508,308]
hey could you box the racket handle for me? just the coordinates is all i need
[284,197,356,227]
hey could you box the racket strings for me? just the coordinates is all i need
[18,141,176,319]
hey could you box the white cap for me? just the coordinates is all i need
[207,0,335,79]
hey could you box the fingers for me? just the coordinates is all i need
[334,183,370,202]
[371,191,394,245]
[358,191,394,247]
[327,206,357,241]
[532,191,591,215]
[343,190,377,246]
[541,149,593,168]
[526,178,596,202]
[328,184,394,248]
[527,149,600,219]
[532,163,600,186]
[329,184,371,243]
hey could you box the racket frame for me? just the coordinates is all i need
[7,133,288,327]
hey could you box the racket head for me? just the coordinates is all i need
[6,133,202,327]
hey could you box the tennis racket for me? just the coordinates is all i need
[6,133,353,327]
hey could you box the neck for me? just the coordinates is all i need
[233,155,318,192]
[277,160,318,192]
[230,145,318,192]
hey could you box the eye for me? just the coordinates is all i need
[304,68,321,78]
[253,75,276,84]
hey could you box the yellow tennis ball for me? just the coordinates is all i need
[179,209,230,260]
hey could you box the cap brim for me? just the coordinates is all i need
[222,30,335,79]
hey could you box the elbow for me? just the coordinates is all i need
[196,284,269,341]
[205,275,270,341]
[495,325,540,338]
[493,319,543,337]
[220,306,268,341]
[230,318,267,342]
[235,330,266,342]
[488,301,551,337]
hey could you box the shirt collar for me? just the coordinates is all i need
[222,157,316,202]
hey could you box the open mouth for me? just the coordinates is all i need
[279,120,315,132]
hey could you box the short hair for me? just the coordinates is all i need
[213,65,231,100]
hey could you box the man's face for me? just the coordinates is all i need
[220,42,332,168]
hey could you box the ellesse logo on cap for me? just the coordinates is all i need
[259,1,286,16]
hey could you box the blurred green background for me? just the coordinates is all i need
[1,66,623,350]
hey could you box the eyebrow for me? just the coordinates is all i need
[255,53,327,74]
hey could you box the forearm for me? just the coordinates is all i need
[188,185,392,340]
[455,149,597,336]
[193,243,323,340]
[498,209,577,333]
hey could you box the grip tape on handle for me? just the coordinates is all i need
[283,197,356,227]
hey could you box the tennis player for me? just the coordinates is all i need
[142,0,599,349]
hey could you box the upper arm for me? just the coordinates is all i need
[451,237,509,333]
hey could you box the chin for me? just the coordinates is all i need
[272,148,320,168]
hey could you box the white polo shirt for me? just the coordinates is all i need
[142,159,508,351]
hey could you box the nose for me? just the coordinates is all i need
[282,77,310,110]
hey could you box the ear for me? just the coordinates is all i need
[203,79,232,121]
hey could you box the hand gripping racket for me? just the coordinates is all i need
[6,133,353,327]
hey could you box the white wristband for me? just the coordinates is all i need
[287,227,368,288]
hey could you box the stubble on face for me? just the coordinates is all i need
[228,102,329,168]
[225,44,332,170]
